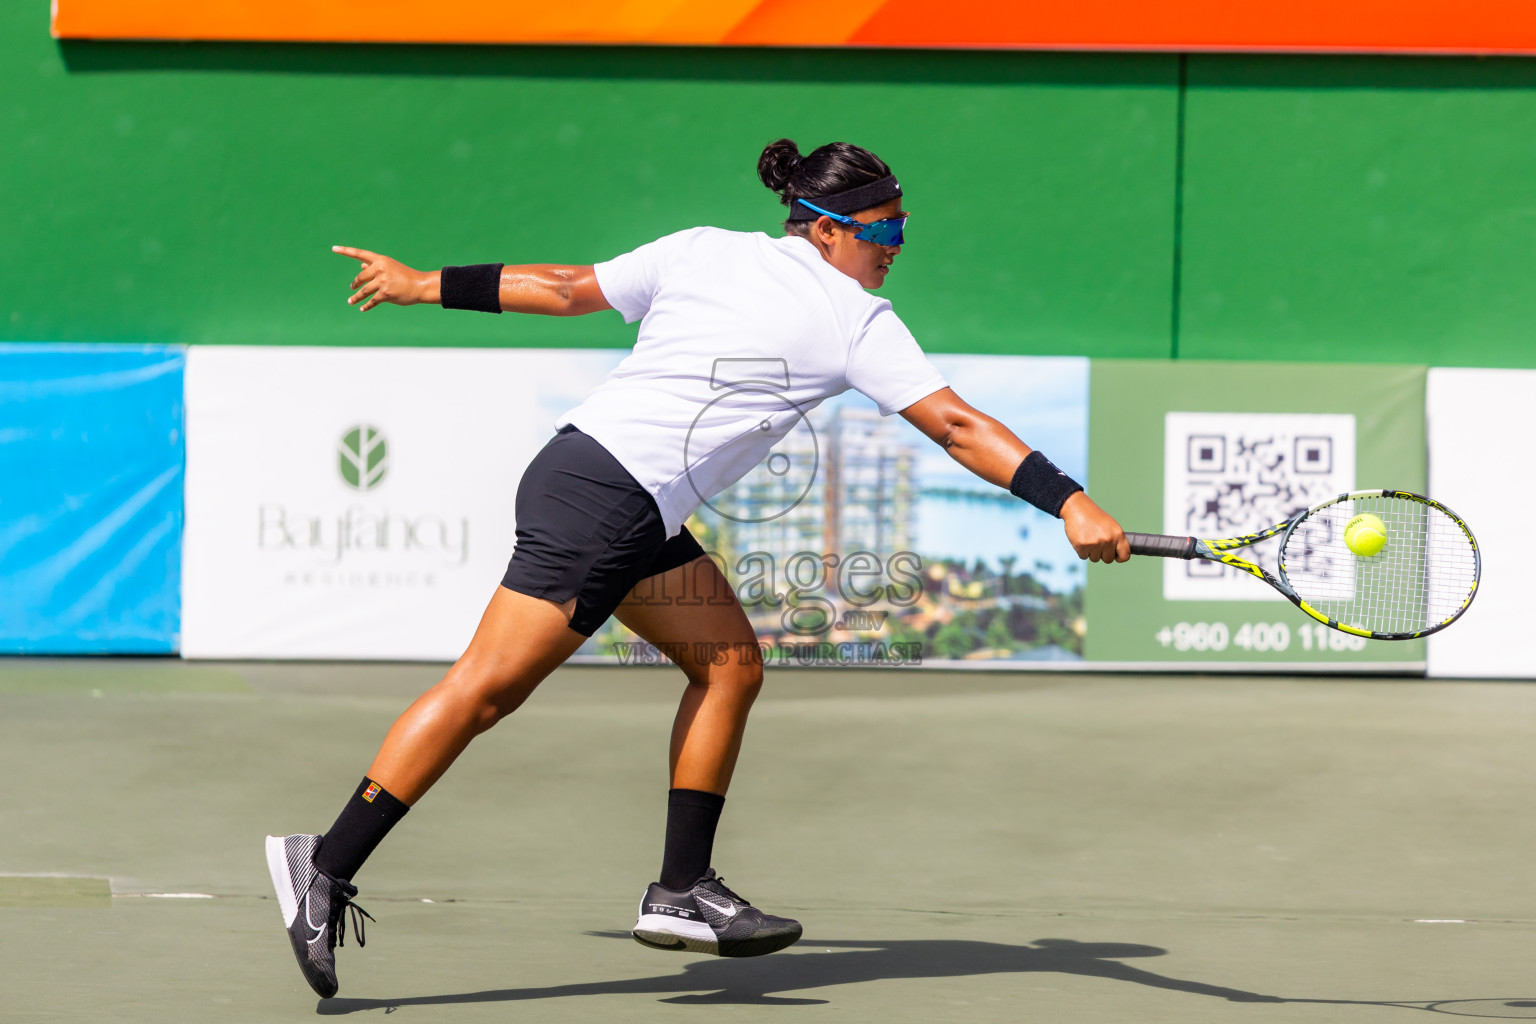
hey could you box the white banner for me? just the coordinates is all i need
[1426,368,1534,679]
[181,346,621,659]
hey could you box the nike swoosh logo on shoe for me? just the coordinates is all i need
[304,889,328,945]
[695,894,738,918]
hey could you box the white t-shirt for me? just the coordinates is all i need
[558,227,948,538]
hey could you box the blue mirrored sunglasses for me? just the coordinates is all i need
[796,199,907,247]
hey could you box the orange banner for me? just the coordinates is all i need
[51,0,1536,54]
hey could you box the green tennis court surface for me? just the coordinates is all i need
[4,660,1535,1022]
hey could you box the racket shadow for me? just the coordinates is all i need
[315,935,1288,1013]
[1288,998,1536,1019]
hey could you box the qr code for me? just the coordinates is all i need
[1163,412,1356,601]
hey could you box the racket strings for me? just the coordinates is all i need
[1280,496,1477,636]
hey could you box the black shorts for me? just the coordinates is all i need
[502,425,706,636]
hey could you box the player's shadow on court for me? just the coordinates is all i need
[315,936,1287,1013]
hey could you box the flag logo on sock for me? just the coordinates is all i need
[362,782,381,803]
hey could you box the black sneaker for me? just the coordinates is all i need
[264,834,374,999]
[632,868,802,958]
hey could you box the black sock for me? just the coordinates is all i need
[659,788,725,890]
[313,777,410,883]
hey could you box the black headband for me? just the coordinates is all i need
[786,175,902,221]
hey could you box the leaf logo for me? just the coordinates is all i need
[338,425,388,491]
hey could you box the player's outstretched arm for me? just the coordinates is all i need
[900,388,1129,563]
[332,246,613,316]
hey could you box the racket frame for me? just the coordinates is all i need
[1127,489,1480,641]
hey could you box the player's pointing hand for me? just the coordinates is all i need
[333,245,433,312]
[1061,492,1130,564]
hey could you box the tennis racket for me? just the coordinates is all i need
[1126,490,1479,641]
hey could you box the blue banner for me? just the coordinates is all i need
[0,344,185,653]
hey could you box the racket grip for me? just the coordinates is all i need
[1126,533,1198,559]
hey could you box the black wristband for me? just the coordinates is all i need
[1009,450,1084,518]
[440,263,503,313]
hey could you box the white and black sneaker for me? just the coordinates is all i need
[632,868,802,958]
[264,834,374,999]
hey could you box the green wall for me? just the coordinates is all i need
[4,0,1535,365]
[1179,57,1536,367]
[1,6,1178,355]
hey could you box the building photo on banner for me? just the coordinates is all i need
[578,354,1089,668]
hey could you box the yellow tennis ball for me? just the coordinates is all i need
[1344,513,1387,557]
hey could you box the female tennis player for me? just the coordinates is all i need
[266,138,1130,999]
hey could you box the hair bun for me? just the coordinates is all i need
[757,138,802,199]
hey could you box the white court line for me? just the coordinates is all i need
[116,892,217,899]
